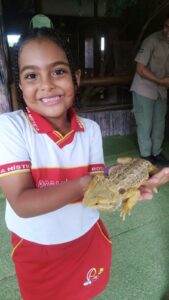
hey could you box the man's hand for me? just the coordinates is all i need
[136,63,169,88]
[158,77,169,88]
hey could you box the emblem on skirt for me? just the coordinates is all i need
[83,267,104,286]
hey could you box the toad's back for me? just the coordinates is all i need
[109,158,152,191]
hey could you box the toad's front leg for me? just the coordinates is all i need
[120,188,140,221]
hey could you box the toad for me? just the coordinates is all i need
[83,157,157,220]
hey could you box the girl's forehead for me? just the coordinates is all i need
[19,37,68,64]
[20,37,64,56]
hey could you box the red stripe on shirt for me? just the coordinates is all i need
[31,164,104,188]
[0,161,31,176]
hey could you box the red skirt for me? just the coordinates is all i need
[11,219,112,300]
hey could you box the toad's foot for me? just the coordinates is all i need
[120,188,140,221]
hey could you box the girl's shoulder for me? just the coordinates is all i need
[77,115,100,130]
[0,109,25,120]
[0,110,27,130]
[0,109,24,119]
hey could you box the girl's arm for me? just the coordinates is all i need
[0,172,91,218]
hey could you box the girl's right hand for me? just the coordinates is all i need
[79,175,92,194]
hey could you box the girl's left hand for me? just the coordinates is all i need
[139,167,169,200]
[139,185,154,201]
[144,167,169,189]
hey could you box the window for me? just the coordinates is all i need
[7,35,20,47]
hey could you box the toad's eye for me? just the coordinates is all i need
[119,188,126,194]
[25,73,36,80]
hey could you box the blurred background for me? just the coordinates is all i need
[1,0,169,115]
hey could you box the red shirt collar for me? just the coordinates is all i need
[26,107,84,148]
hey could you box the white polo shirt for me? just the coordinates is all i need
[0,108,104,245]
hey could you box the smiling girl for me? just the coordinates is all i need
[0,27,112,299]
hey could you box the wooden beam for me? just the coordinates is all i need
[33,0,43,13]
[80,74,133,87]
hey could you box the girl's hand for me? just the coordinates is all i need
[79,175,92,193]
[139,167,169,201]
[139,185,154,201]
[144,167,169,189]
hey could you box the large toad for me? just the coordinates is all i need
[83,157,157,220]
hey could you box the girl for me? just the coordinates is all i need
[0,27,154,299]
[0,27,112,300]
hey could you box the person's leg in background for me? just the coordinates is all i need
[152,97,169,165]
[132,91,155,163]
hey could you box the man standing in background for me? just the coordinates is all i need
[131,13,169,166]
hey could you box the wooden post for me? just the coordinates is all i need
[33,0,43,13]
[93,0,100,75]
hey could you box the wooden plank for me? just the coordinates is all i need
[80,74,133,86]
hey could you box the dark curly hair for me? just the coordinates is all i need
[13,27,80,109]
[165,13,169,21]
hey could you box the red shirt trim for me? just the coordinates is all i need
[0,162,104,181]
[0,161,31,176]
[26,107,84,148]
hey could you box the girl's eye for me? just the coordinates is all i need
[24,73,36,80]
[52,69,67,76]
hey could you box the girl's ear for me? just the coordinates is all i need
[19,83,22,91]
[75,69,81,87]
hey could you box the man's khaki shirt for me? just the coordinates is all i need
[131,31,169,99]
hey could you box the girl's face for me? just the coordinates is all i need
[19,38,80,125]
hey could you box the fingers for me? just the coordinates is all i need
[139,186,153,200]
[138,167,169,200]
[79,175,92,193]
[144,167,169,188]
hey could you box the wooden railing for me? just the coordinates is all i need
[80,74,133,87]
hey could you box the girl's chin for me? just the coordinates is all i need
[39,108,67,118]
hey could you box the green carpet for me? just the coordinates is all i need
[1,134,169,299]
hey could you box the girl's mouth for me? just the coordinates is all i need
[41,96,63,105]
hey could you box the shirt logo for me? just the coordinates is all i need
[139,47,144,53]
[83,267,104,286]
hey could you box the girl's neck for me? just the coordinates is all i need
[47,113,71,136]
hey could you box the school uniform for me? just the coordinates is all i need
[0,107,112,300]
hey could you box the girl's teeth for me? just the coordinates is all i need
[42,97,60,103]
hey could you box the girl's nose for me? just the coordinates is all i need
[40,76,55,91]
